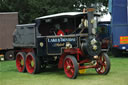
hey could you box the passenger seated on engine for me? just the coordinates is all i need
[49,24,64,36]
[55,24,65,36]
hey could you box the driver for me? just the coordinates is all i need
[79,17,88,28]
[78,8,88,33]
[78,17,88,33]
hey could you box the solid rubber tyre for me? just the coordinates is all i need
[96,52,111,75]
[64,55,78,79]
[16,52,26,72]
[26,52,41,74]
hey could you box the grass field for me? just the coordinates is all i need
[0,57,128,85]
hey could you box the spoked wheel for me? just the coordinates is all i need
[26,52,41,74]
[96,52,110,75]
[64,55,78,79]
[16,52,26,72]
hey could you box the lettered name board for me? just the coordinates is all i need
[47,37,78,54]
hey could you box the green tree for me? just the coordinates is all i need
[0,0,108,24]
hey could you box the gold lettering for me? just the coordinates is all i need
[56,43,65,47]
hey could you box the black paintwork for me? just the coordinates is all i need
[37,36,47,56]
[13,11,101,58]
[37,35,78,56]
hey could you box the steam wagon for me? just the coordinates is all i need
[14,10,110,79]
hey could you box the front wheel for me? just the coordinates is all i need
[95,53,110,75]
[64,55,78,79]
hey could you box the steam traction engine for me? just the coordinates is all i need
[14,10,110,79]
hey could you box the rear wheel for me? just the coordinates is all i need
[5,50,15,60]
[26,52,41,74]
[64,55,78,79]
[16,52,26,72]
[96,53,110,75]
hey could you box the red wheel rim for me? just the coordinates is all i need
[96,55,107,74]
[16,54,24,72]
[64,58,75,78]
[26,55,35,74]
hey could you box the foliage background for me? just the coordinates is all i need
[0,0,108,24]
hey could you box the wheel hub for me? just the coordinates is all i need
[9,54,13,58]
[31,61,34,67]
[67,65,71,70]
[21,60,24,66]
